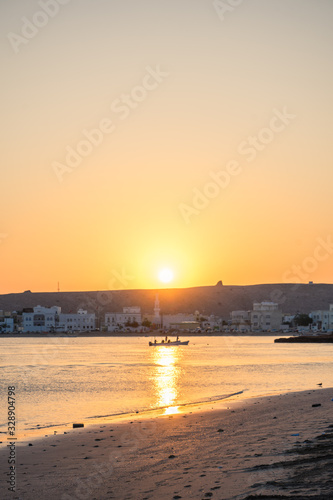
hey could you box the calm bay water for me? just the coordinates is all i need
[1,336,333,442]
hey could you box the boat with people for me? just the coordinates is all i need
[149,336,189,346]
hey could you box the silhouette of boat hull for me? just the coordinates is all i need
[149,340,189,346]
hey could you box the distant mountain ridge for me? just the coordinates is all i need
[0,283,332,317]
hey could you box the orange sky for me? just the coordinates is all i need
[1,0,333,293]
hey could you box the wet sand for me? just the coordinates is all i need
[1,388,333,499]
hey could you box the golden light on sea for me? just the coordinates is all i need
[150,346,182,415]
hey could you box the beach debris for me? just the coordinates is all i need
[73,423,84,428]
[291,433,300,436]
[217,429,224,433]
[173,496,182,499]
[312,403,321,407]
[168,454,176,459]
[317,383,323,386]
[28,443,33,446]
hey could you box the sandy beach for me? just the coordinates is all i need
[1,388,333,500]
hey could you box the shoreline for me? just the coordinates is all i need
[1,388,332,499]
[1,332,292,338]
[0,389,249,447]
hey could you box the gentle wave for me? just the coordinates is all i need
[20,390,247,431]
[86,390,247,420]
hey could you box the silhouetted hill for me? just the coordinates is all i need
[0,283,332,317]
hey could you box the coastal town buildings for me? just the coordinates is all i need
[167,320,200,331]
[23,305,61,332]
[3,298,333,335]
[162,313,196,329]
[230,310,251,332]
[250,301,283,332]
[310,304,333,331]
[0,317,14,333]
[229,302,283,332]
[22,305,95,333]
[59,309,95,332]
[105,306,142,332]
[201,314,223,331]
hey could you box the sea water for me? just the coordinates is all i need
[1,336,333,442]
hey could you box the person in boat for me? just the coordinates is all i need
[165,335,168,342]
[176,335,179,341]
[154,339,157,344]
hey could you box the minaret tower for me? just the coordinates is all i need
[154,293,161,326]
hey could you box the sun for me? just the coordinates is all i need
[158,268,174,284]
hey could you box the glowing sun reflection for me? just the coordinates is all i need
[150,346,182,415]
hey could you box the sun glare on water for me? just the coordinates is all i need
[158,268,174,284]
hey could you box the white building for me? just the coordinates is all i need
[162,313,195,328]
[310,304,333,331]
[59,309,95,332]
[105,306,142,331]
[251,301,283,332]
[201,314,223,331]
[0,317,14,333]
[23,306,95,333]
[23,305,61,333]
[230,310,251,332]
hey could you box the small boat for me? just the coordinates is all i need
[149,337,189,346]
